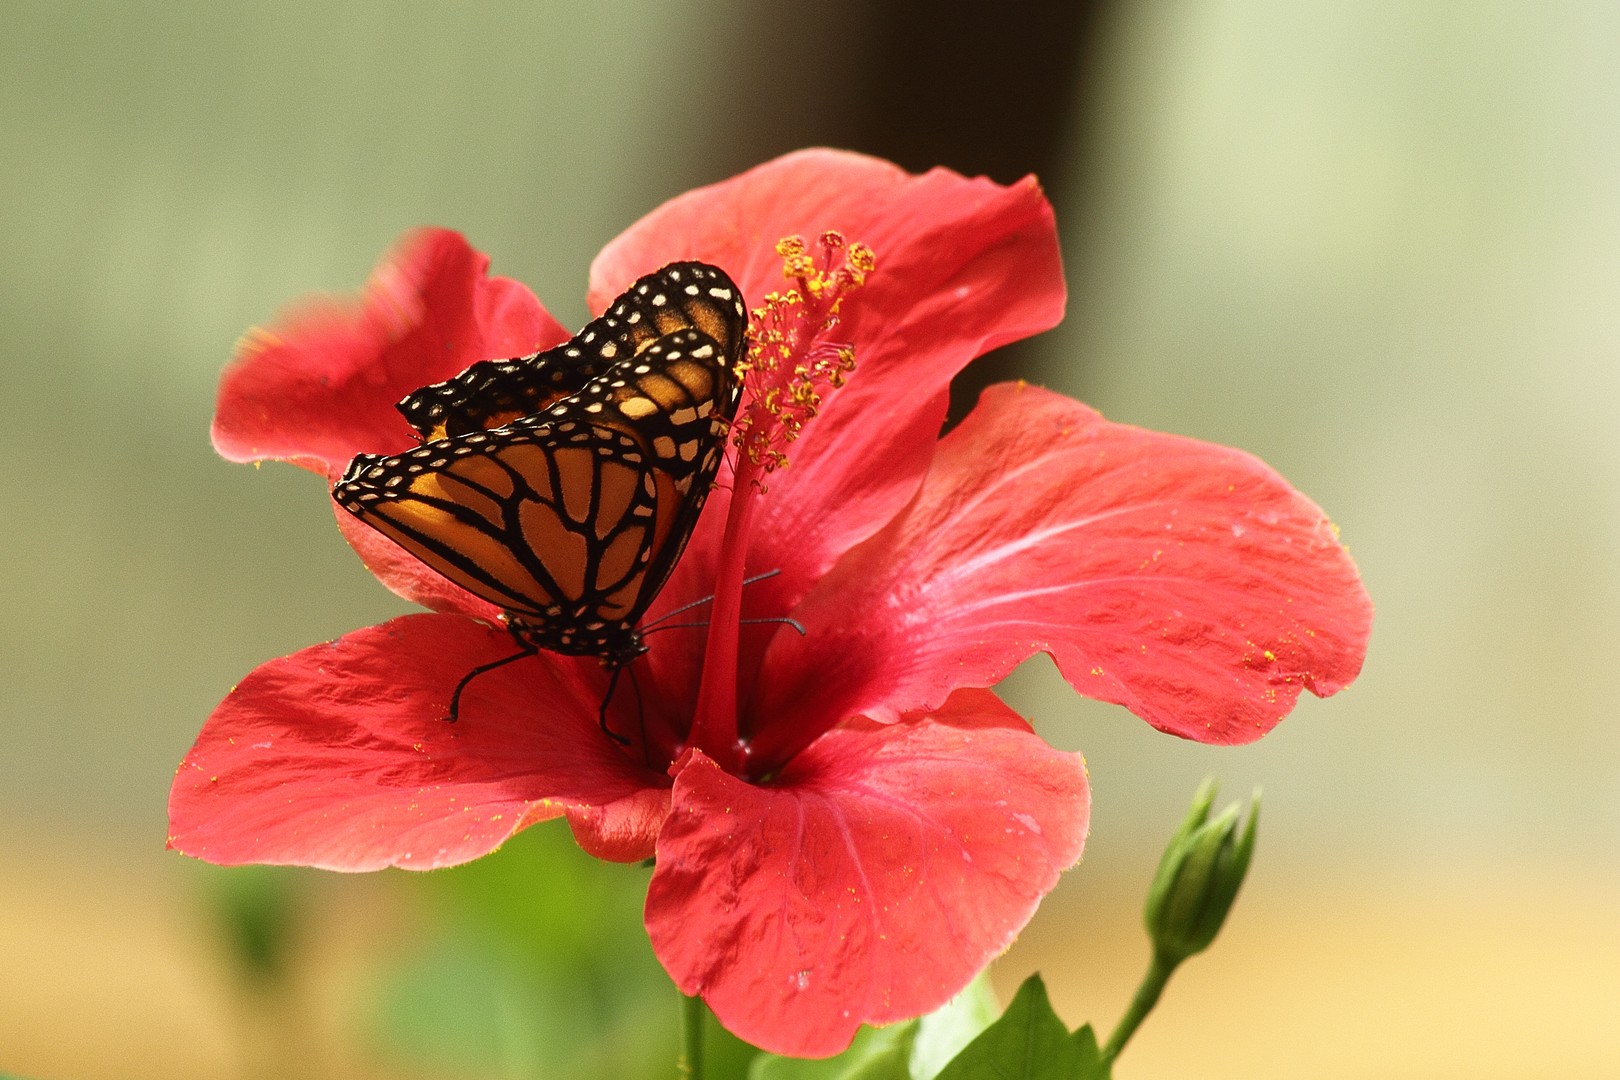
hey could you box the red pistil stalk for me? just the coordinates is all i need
[686,232,874,772]
[686,451,762,771]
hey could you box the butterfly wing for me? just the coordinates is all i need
[398,261,748,442]
[335,320,742,663]
[563,327,742,614]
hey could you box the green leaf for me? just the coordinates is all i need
[1070,1025,1110,1080]
[749,1021,918,1080]
[910,973,1001,1080]
[933,975,1111,1080]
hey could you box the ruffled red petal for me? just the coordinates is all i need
[755,383,1372,761]
[596,151,1063,587]
[593,151,1066,708]
[644,689,1088,1058]
[211,228,564,473]
[168,615,665,870]
[565,787,672,863]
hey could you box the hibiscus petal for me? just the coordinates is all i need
[565,787,673,863]
[590,150,1066,621]
[645,689,1088,1058]
[168,614,666,871]
[212,228,565,472]
[589,150,914,314]
[756,383,1373,761]
[329,498,506,621]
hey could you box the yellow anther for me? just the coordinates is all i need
[734,234,877,471]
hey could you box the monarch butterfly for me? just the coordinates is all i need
[333,262,748,731]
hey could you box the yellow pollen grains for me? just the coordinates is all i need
[733,232,875,473]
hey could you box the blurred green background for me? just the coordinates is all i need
[3,2,1617,1077]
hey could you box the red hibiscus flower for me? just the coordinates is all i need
[171,150,1371,1057]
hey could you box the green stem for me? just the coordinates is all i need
[1102,948,1179,1064]
[680,992,706,1080]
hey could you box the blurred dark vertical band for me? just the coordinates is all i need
[715,0,1111,426]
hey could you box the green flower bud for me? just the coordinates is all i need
[1143,778,1259,964]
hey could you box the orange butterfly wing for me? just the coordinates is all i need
[334,264,747,666]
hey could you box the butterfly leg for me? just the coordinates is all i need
[597,663,633,747]
[446,648,534,723]
[625,663,654,769]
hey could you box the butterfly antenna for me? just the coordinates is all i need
[738,616,807,636]
[639,569,785,629]
[640,621,708,635]
[597,664,632,747]
[643,613,806,640]
[640,597,718,629]
[446,648,533,723]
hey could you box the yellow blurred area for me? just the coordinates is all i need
[5,827,1617,1078]
[3,1,1618,1077]
[1001,860,1620,1080]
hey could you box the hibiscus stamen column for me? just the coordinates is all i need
[686,234,872,769]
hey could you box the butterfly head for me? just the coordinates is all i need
[505,611,649,670]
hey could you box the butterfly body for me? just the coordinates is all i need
[334,262,748,675]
